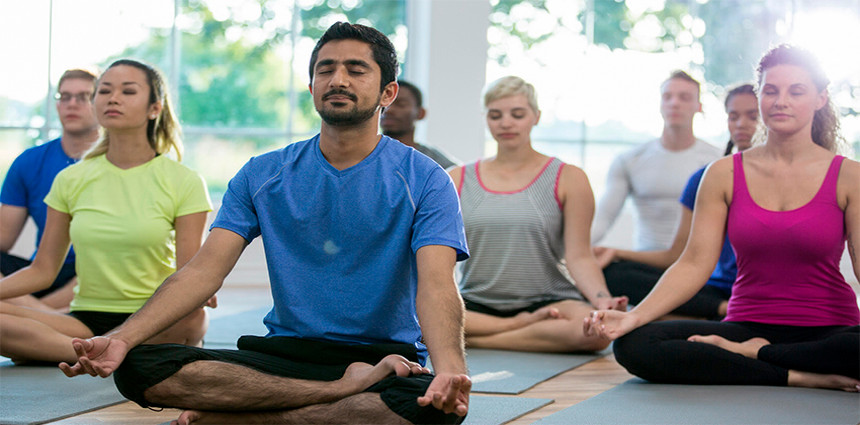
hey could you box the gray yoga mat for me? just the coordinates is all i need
[534,378,860,424]
[203,306,271,348]
[0,361,126,425]
[464,395,552,425]
[155,396,551,425]
[465,348,609,394]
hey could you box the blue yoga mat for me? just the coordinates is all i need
[465,395,552,425]
[465,348,609,394]
[534,378,860,424]
[0,361,126,425]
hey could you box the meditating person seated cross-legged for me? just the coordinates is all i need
[584,44,860,392]
[593,84,760,320]
[449,76,627,353]
[0,59,213,364]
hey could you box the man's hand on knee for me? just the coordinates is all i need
[59,336,129,378]
[417,373,471,416]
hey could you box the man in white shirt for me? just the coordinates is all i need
[592,70,720,251]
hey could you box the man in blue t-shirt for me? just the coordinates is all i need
[1,69,99,310]
[63,22,472,425]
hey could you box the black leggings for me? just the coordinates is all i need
[604,260,729,319]
[613,320,860,386]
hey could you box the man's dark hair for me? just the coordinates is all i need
[308,22,398,91]
[396,80,423,108]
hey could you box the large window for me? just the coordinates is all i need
[486,0,860,194]
[4,0,858,199]
[1,0,407,196]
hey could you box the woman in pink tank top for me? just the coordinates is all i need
[584,44,860,391]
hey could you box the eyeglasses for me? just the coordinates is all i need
[55,92,92,104]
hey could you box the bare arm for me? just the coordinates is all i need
[0,204,28,253]
[0,207,70,298]
[585,159,731,339]
[446,166,465,195]
[174,211,208,269]
[839,159,860,282]
[415,244,470,416]
[416,245,466,375]
[173,211,217,308]
[559,165,624,309]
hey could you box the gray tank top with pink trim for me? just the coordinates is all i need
[458,158,583,311]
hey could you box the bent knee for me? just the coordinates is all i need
[115,344,195,407]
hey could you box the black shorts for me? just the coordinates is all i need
[68,311,132,336]
[464,298,570,317]
[1,251,76,298]
[114,335,465,425]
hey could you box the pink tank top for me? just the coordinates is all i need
[725,153,859,326]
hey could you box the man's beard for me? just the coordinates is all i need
[317,90,381,127]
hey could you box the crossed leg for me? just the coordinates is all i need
[0,301,211,363]
[465,300,609,352]
[688,334,860,392]
[141,354,426,424]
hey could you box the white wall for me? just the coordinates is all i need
[405,0,489,164]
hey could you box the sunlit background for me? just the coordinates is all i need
[2,0,859,199]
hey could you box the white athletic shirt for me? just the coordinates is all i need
[591,139,721,250]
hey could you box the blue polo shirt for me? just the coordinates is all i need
[211,134,468,364]
[1,138,77,263]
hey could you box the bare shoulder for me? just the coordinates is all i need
[839,156,860,177]
[447,165,466,189]
[697,156,734,201]
[558,162,591,194]
[838,157,860,206]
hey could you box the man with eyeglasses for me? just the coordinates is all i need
[1,69,99,311]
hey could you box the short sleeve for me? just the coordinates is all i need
[0,153,28,207]
[411,167,469,261]
[175,170,213,217]
[210,160,261,243]
[43,169,70,214]
[679,167,706,211]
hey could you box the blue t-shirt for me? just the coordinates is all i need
[1,138,77,263]
[212,135,468,364]
[680,166,735,293]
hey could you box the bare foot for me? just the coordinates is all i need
[511,306,561,330]
[339,354,428,393]
[788,370,860,392]
[687,335,770,359]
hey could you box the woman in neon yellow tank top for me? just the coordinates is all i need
[0,59,214,364]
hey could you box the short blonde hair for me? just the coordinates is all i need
[483,76,539,113]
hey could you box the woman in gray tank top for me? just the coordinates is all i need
[448,76,627,352]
